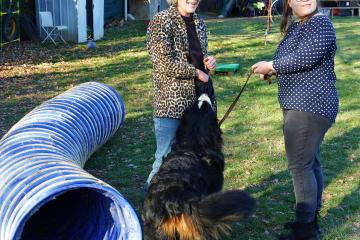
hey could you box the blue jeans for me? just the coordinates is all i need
[146,118,180,184]
[283,110,332,223]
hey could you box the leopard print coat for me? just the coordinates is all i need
[147,6,209,119]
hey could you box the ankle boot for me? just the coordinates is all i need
[284,219,320,234]
[279,221,320,240]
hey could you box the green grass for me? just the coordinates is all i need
[1,17,359,239]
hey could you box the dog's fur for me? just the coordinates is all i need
[142,94,255,240]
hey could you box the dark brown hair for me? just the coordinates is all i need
[280,0,319,34]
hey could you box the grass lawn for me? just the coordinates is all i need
[1,16,359,239]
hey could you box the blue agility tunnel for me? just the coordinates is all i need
[0,82,142,240]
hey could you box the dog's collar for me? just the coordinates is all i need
[198,94,212,109]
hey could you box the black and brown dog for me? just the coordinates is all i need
[142,94,255,240]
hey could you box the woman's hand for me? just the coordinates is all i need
[252,61,275,75]
[260,72,275,84]
[260,71,275,80]
[204,56,216,71]
[252,61,276,84]
[196,69,209,83]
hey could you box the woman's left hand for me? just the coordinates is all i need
[204,56,216,71]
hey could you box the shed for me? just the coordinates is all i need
[128,0,168,20]
[36,0,104,43]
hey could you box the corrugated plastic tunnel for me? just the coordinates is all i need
[0,82,142,240]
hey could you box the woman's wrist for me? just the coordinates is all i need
[268,61,277,75]
[269,61,275,72]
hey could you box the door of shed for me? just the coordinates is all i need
[92,0,104,40]
[78,0,87,43]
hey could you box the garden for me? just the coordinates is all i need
[1,16,359,239]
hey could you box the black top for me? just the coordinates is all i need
[182,15,206,72]
[182,14,216,110]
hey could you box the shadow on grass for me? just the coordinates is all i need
[320,127,360,238]
[322,184,360,239]
[1,21,148,67]
[0,55,152,138]
[84,110,155,212]
[225,127,360,239]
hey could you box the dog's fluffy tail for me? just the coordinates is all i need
[161,190,255,240]
[198,190,256,238]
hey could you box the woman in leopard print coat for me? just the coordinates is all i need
[145,0,217,185]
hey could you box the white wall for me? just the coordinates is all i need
[77,0,87,43]
[93,0,104,40]
[36,0,104,43]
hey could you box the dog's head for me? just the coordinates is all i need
[173,94,223,153]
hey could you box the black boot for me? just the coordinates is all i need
[279,221,320,240]
[282,211,322,237]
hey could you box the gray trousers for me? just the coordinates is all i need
[283,110,332,222]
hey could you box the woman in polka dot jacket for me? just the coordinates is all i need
[252,0,338,239]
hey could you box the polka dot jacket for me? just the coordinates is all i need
[273,14,339,122]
